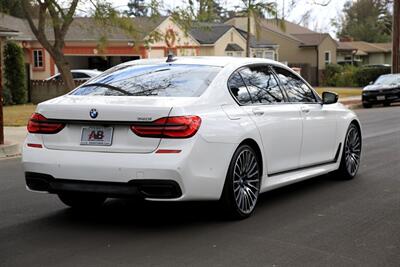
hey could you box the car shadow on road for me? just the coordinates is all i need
[28,172,350,232]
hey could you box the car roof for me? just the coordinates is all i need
[123,56,287,68]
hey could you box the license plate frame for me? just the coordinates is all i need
[377,95,386,101]
[80,126,114,146]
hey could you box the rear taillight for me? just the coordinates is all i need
[131,116,201,138]
[27,113,65,134]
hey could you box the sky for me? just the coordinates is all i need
[106,0,352,36]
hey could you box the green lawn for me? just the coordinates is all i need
[3,104,36,126]
[315,87,362,98]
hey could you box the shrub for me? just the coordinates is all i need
[354,66,391,87]
[323,64,343,86]
[4,41,27,104]
[2,86,13,105]
[323,64,358,87]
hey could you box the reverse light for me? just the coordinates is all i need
[27,113,65,134]
[131,116,201,138]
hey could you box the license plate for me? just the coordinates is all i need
[80,126,113,146]
[377,95,385,101]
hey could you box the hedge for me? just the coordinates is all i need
[323,64,391,87]
[3,41,27,105]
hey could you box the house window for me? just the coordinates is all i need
[226,52,234,57]
[33,49,44,68]
[344,55,352,61]
[235,51,242,57]
[264,51,275,60]
[255,51,263,58]
[324,51,331,64]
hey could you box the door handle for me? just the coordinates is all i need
[301,107,310,113]
[252,108,264,116]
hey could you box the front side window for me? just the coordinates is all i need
[273,67,317,103]
[239,66,285,104]
[228,71,252,105]
[33,49,44,68]
[71,64,221,97]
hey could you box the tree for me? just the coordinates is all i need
[21,0,80,91]
[0,0,25,18]
[3,41,27,104]
[236,0,277,57]
[194,0,225,22]
[126,0,148,17]
[335,0,393,43]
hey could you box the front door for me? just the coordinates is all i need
[272,66,338,167]
[230,66,303,175]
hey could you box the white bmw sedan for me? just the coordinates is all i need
[22,57,362,219]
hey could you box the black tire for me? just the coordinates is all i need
[220,144,261,219]
[58,192,106,209]
[362,103,372,108]
[383,102,391,107]
[335,123,362,180]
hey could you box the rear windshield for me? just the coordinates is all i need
[71,64,221,97]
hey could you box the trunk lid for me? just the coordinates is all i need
[38,95,196,153]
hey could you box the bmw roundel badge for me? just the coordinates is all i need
[89,108,98,119]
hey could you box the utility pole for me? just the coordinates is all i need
[0,38,4,145]
[393,0,400,73]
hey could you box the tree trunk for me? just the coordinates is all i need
[51,50,75,92]
[246,9,251,57]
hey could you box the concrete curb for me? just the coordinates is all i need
[0,141,21,158]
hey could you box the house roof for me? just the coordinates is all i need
[338,41,391,54]
[225,43,244,51]
[235,27,277,48]
[292,33,333,47]
[42,16,167,42]
[190,23,233,44]
[0,13,167,42]
[0,13,33,40]
[263,19,316,35]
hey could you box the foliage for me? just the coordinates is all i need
[125,0,148,17]
[235,0,278,57]
[335,0,393,42]
[323,64,391,87]
[0,0,25,18]
[354,65,391,86]
[3,41,27,105]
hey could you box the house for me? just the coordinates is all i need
[0,13,201,80]
[337,41,392,66]
[226,16,338,85]
[190,23,279,59]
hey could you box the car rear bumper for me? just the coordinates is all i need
[22,137,236,201]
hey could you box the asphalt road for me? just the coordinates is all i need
[1,106,399,267]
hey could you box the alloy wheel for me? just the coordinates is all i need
[233,149,260,214]
[344,125,361,176]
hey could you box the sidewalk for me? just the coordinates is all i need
[339,96,362,108]
[0,127,26,158]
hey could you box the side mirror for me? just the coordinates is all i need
[369,81,373,85]
[322,91,338,105]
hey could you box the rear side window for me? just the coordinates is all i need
[71,64,221,97]
[273,67,317,103]
[228,72,252,105]
[239,66,285,104]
